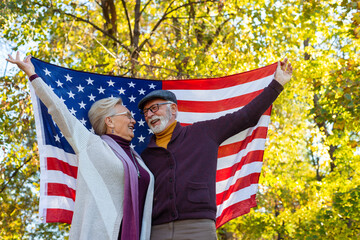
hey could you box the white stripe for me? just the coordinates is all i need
[41,195,75,211]
[216,161,263,193]
[216,183,259,218]
[171,75,273,101]
[41,145,78,166]
[220,115,270,146]
[177,107,271,124]
[30,84,51,221]
[177,106,243,123]
[43,170,77,190]
[217,138,266,171]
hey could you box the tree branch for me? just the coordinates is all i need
[204,17,232,52]
[121,0,133,44]
[0,157,33,193]
[136,0,217,56]
[92,35,117,59]
[53,9,131,53]
[133,0,142,49]
[100,0,118,36]
[140,0,153,16]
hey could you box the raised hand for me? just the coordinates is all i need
[6,52,36,77]
[274,58,293,86]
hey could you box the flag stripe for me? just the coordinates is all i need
[177,90,262,113]
[215,195,257,228]
[46,209,73,224]
[220,114,271,146]
[41,145,78,167]
[167,76,273,102]
[41,195,75,210]
[163,63,277,90]
[216,183,259,218]
[217,139,266,171]
[216,162,263,193]
[216,172,261,205]
[45,170,77,190]
[177,107,271,125]
[218,127,268,158]
[47,183,76,201]
[216,150,264,182]
[47,157,78,179]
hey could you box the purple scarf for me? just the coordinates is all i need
[101,135,140,240]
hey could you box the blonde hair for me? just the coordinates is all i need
[88,97,123,135]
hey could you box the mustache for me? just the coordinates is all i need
[147,115,163,123]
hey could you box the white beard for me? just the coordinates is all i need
[147,107,172,134]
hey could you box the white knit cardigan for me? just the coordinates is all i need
[31,76,154,240]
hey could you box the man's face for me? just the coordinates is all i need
[143,99,176,134]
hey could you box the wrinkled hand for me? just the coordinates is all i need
[6,52,36,77]
[274,58,293,86]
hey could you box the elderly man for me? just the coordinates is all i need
[138,59,293,240]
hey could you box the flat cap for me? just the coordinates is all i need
[138,90,177,110]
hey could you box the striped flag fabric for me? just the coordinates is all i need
[29,57,277,228]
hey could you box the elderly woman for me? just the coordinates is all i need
[6,53,154,240]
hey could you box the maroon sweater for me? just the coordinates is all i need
[141,79,283,225]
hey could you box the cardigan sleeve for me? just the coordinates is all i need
[196,79,283,145]
[30,75,95,154]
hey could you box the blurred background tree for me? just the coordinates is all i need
[1,0,359,239]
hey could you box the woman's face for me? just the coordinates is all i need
[107,104,136,141]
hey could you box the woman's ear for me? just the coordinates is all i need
[104,116,114,129]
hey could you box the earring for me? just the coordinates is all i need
[112,129,114,134]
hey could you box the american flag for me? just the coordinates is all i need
[29,57,277,228]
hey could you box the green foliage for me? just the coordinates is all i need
[1,0,360,239]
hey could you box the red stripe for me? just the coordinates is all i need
[177,90,262,113]
[218,126,269,158]
[216,150,264,182]
[163,63,277,90]
[46,157,78,178]
[47,183,76,201]
[216,172,261,205]
[46,208,73,224]
[215,195,257,228]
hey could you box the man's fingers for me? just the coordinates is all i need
[288,63,292,71]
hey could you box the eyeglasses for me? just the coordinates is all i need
[141,102,172,116]
[109,111,134,120]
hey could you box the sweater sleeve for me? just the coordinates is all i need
[30,74,95,154]
[199,79,283,145]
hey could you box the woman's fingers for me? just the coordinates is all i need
[6,53,31,65]
[6,53,20,63]
[6,54,15,63]
[24,55,32,63]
